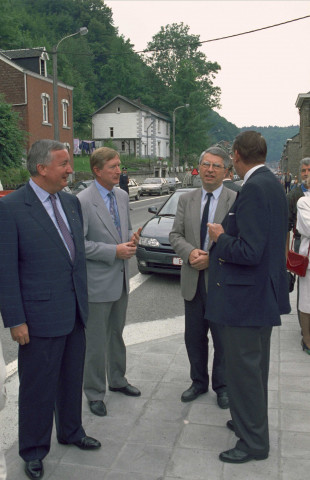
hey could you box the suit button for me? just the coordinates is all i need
[216,282,221,287]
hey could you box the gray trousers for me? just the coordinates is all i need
[84,286,129,401]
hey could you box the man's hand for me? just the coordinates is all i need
[188,249,209,270]
[130,227,142,246]
[207,223,224,243]
[116,242,137,259]
[10,324,29,345]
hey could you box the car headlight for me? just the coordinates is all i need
[139,237,160,247]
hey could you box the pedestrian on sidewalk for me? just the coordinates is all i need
[77,147,142,418]
[296,175,310,354]
[170,146,236,408]
[0,140,101,480]
[207,131,290,464]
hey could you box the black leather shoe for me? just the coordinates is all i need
[226,420,235,432]
[89,400,107,416]
[181,384,208,403]
[25,460,44,479]
[109,384,141,396]
[219,447,268,463]
[217,391,229,409]
[59,435,101,450]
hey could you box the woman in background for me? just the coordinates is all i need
[296,175,310,354]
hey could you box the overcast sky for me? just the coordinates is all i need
[105,0,310,128]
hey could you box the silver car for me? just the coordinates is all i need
[140,177,170,196]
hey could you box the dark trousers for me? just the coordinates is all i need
[222,325,272,455]
[184,271,226,393]
[18,321,86,461]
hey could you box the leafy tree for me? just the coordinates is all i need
[145,23,221,163]
[0,95,27,170]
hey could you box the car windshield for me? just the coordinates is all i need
[144,178,161,184]
[158,190,187,216]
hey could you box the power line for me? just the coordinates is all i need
[41,14,310,58]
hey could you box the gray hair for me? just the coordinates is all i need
[300,157,310,170]
[198,146,230,168]
[27,139,66,176]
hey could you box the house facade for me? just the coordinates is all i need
[280,92,310,178]
[92,95,171,159]
[0,48,74,162]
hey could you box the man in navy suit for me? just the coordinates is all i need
[0,140,100,480]
[206,131,290,463]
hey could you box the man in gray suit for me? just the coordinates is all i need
[77,147,141,417]
[170,147,237,407]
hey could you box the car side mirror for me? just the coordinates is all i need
[148,206,158,214]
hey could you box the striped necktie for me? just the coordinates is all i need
[108,192,121,238]
[49,194,75,261]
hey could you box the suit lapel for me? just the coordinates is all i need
[90,183,121,242]
[25,184,73,263]
[190,188,202,248]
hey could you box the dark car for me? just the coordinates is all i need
[165,177,182,192]
[136,188,195,274]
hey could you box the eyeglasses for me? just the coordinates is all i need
[200,162,225,170]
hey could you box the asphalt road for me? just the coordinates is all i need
[0,193,185,366]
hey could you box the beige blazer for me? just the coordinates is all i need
[170,186,237,301]
[77,182,132,302]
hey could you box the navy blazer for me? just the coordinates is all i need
[0,183,88,336]
[206,166,291,327]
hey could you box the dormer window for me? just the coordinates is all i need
[117,107,121,113]
[61,99,69,127]
[40,58,46,76]
[41,93,50,124]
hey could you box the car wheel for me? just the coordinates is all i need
[159,189,163,196]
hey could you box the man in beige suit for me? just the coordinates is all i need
[77,147,142,417]
[170,146,236,407]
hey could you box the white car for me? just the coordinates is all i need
[116,178,141,200]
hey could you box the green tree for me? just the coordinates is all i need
[145,23,221,162]
[0,95,27,170]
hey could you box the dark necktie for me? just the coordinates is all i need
[49,194,75,261]
[108,192,122,238]
[200,192,213,248]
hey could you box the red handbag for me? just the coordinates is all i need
[286,235,310,277]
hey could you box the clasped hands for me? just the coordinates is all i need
[116,227,142,259]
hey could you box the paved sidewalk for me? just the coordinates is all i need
[4,288,310,480]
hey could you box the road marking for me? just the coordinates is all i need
[129,272,151,293]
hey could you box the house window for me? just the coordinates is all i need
[157,141,161,156]
[166,123,169,135]
[144,144,147,156]
[158,120,161,133]
[117,107,121,113]
[110,127,114,138]
[61,99,69,127]
[40,59,46,76]
[41,93,50,124]
[166,142,170,156]
[121,141,125,152]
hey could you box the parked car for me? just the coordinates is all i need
[116,178,141,200]
[140,177,170,196]
[71,180,93,195]
[165,177,182,192]
[136,188,195,274]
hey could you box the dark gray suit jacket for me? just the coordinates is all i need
[0,182,88,336]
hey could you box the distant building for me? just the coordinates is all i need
[280,91,310,178]
[92,95,171,159]
[0,47,74,162]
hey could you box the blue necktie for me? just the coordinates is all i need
[200,192,213,248]
[108,192,121,238]
[49,194,75,261]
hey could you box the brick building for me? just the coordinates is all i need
[0,48,74,162]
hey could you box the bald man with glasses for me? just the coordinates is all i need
[170,146,237,408]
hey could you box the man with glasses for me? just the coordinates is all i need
[170,146,237,408]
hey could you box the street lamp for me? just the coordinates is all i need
[172,103,189,172]
[52,27,88,140]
